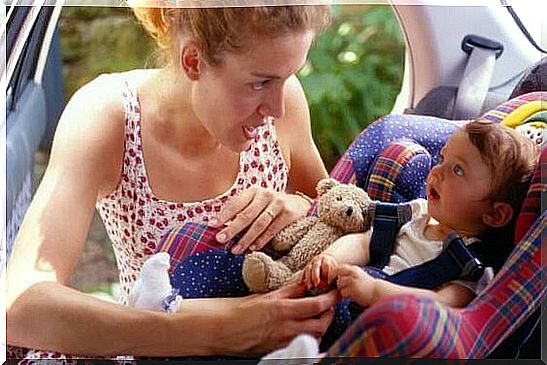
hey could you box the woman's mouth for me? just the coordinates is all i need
[243,125,258,140]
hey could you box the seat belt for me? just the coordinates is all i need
[453,35,504,120]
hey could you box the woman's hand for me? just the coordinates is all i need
[302,254,339,290]
[220,281,337,356]
[336,264,377,308]
[209,187,311,254]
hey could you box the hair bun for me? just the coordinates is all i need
[132,7,171,50]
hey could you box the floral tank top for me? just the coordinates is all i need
[96,71,288,304]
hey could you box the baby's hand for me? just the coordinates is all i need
[336,264,376,307]
[302,254,338,290]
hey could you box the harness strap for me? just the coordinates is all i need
[347,233,486,319]
[368,202,412,268]
[368,202,485,289]
[389,233,484,289]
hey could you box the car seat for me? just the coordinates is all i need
[322,91,545,359]
[8,92,544,362]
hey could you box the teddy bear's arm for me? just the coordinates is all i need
[271,216,319,252]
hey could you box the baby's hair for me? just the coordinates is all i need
[462,120,539,213]
[132,5,331,67]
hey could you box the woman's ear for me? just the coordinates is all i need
[180,42,202,81]
[482,202,514,228]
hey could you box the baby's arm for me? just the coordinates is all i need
[323,230,372,265]
[336,264,475,308]
[302,230,372,289]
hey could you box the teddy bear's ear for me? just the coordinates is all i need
[316,178,339,195]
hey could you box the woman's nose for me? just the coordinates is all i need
[259,88,285,119]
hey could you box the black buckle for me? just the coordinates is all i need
[462,34,504,59]
[444,232,485,282]
[370,202,413,228]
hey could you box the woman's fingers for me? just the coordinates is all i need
[287,307,334,339]
[233,201,285,252]
[212,188,310,254]
[269,280,308,299]
[282,290,338,319]
[215,191,272,248]
[210,188,257,228]
[245,213,288,251]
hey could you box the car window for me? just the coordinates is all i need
[503,0,546,52]
[7,6,53,114]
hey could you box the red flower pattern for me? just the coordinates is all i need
[95,79,288,306]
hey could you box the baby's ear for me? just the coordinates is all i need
[482,202,514,228]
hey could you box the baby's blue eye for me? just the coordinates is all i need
[453,165,464,176]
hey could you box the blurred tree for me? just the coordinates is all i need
[59,5,404,169]
[59,7,156,99]
[299,5,405,169]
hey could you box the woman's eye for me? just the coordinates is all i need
[251,80,269,91]
[336,196,342,201]
[453,165,464,176]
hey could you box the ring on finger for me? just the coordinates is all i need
[264,208,275,219]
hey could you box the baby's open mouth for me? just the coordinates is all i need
[429,187,440,200]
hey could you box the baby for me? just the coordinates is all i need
[263,120,539,361]
[130,120,538,362]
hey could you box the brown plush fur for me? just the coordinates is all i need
[242,178,373,293]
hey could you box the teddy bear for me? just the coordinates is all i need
[242,178,373,293]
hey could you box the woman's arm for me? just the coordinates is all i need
[6,75,338,357]
[279,75,329,197]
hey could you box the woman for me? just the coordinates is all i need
[6,4,338,358]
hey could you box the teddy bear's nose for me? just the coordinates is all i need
[346,206,353,217]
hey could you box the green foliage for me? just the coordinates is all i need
[59,7,156,99]
[59,5,404,169]
[299,5,405,169]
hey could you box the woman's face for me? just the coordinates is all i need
[190,31,315,152]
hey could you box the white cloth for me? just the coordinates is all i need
[381,199,494,295]
[258,334,320,365]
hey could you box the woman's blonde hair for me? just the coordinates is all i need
[132,5,331,67]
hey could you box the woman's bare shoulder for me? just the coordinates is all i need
[49,70,153,192]
[277,75,311,133]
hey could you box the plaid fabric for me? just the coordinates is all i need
[481,91,546,123]
[515,148,545,243]
[324,92,546,359]
[156,221,280,271]
[156,222,224,273]
[326,211,544,359]
[329,155,357,185]
[366,140,429,202]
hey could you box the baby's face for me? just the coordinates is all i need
[426,131,495,236]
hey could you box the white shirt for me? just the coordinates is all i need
[381,199,494,295]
